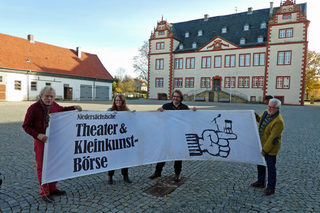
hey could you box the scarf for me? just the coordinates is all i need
[40,99,51,129]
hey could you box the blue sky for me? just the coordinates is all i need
[0,0,318,78]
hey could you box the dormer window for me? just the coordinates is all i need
[243,24,249,31]
[192,42,197,48]
[179,44,184,50]
[260,22,266,29]
[221,27,227,33]
[185,32,189,38]
[283,14,292,19]
[257,36,264,43]
[240,38,246,45]
[198,30,203,36]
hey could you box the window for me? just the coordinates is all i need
[179,44,183,50]
[230,77,236,88]
[238,77,250,88]
[31,81,37,91]
[286,29,293,37]
[224,77,236,88]
[257,36,264,43]
[214,56,222,68]
[45,82,51,86]
[277,51,291,65]
[198,30,203,36]
[279,28,293,38]
[156,42,164,50]
[155,78,164,88]
[201,77,211,88]
[174,58,183,69]
[225,55,236,67]
[185,32,189,38]
[221,27,227,33]
[243,24,249,31]
[192,42,197,48]
[239,54,251,67]
[186,57,195,69]
[252,76,264,88]
[201,56,211,68]
[185,77,194,88]
[283,14,292,19]
[260,22,266,29]
[156,59,164,70]
[155,59,164,70]
[240,38,245,45]
[0,76,3,83]
[253,53,265,66]
[250,96,256,102]
[276,76,290,89]
[174,78,183,88]
[158,31,165,35]
[14,80,21,90]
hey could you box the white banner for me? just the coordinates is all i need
[42,110,265,184]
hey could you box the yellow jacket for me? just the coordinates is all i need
[258,111,284,155]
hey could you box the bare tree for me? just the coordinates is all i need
[115,67,126,81]
[133,41,148,81]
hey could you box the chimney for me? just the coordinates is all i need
[248,7,253,14]
[270,2,274,16]
[76,47,81,58]
[27,34,34,43]
[204,14,209,21]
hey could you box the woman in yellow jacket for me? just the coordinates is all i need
[251,98,284,196]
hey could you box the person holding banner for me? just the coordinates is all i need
[22,86,82,203]
[107,94,133,184]
[149,89,196,182]
[251,98,284,196]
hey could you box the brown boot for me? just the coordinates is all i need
[149,173,161,180]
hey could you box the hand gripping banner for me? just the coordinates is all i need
[42,110,265,184]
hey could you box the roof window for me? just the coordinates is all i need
[179,44,184,50]
[257,36,264,43]
[243,24,249,31]
[222,27,227,33]
[260,22,267,29]
[198,30,203,36]
[185,32,189,38]
[240,38,246,45]
[192,42,197,48]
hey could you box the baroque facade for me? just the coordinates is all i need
[148,0,309,105]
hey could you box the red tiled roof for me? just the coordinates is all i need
[0,33,113,80]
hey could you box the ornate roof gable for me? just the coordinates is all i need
[269,0,307,24]
[200,36,238,51]
[150,17,173,39]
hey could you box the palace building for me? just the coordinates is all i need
[148,0,309,105]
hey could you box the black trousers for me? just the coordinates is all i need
[108,168,128,177]
[154,161,182,175]
[257,154,277,190]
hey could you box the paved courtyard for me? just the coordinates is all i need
[0,100,319,212]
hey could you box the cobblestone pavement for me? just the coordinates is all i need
[0,100,319,212]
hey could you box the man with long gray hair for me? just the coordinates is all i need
[23,86,82,203]
[251,98,284,195]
